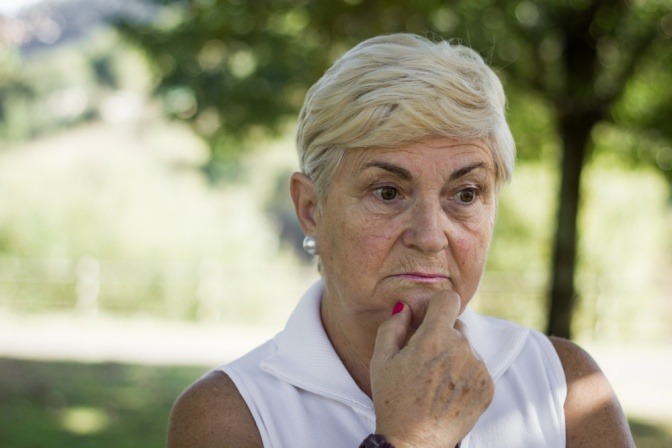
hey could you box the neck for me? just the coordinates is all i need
[320,292,378,398]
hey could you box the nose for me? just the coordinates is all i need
[402,198,449,253]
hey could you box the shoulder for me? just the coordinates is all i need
[550,337,635,448]
[550,336,601,380]
[167,370,263,448]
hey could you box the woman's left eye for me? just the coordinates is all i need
[455,187,478,204]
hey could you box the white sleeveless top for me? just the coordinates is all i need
[218,281,566,447]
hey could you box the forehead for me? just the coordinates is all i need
[341,137,495,177]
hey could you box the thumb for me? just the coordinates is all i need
[371,302,412,370]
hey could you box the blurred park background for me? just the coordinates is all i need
[0,0,671,446]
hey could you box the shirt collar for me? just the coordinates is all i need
[260,280,375,416]
[260,280,529,414]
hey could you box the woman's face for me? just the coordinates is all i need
[313,137,498,330]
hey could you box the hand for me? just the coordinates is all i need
[370,291,494,448]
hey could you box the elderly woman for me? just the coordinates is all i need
[168,34,634,447]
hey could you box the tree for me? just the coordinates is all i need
[455,0,672,337]
[115,0,672,338]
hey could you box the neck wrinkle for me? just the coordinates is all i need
[320,292,376,398]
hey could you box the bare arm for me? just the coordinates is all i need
[167,370,262,448]
[551,337,635,448]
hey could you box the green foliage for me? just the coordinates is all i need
[0,28,151,145]
[575,159,671,341]
[0,120,312,321]
[482,159,671,338]
[3,110,666,339]
[488,163,558,274]
[115,0,328,176]
[114,0,672,180]
[2,0,670,336]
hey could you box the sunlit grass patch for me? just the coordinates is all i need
[59,406,110,435]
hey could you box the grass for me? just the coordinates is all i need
[1,357,670,447]
[0,358,206,448]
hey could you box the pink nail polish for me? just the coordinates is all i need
[392,301,404,315]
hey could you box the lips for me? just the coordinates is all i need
[396,272,449,284]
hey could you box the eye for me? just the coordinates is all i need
[373,186,399,201]
[456,187,478,204]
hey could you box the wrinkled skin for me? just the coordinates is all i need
[292,137,497,446]
[372,293,493,447]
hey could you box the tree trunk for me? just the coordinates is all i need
[546,111,595,339]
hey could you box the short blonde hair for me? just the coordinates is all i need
[296,33,515,199]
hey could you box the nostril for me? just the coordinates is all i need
[403,225,448,253]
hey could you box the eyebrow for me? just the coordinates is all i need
[450,162,489,181]
[360,161,413,180]
[360,160,489,181]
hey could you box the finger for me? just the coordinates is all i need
[412,290,461,338]
[371,302,412,368]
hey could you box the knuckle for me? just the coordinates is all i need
[415,327,455,351]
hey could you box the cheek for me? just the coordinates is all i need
[454,236,481,271]
[328,214,394,271]
[452,228,492,304]
[455,218,494,269]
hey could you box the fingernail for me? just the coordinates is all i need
[392,301,404,316]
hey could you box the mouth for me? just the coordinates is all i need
[395,272,450,284]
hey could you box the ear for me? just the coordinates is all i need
[290,172,319,235]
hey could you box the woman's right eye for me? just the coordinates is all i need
[373,186,399,201]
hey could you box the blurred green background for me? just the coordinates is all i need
[0,0,670,446]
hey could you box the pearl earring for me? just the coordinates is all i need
[302,235,317,255]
